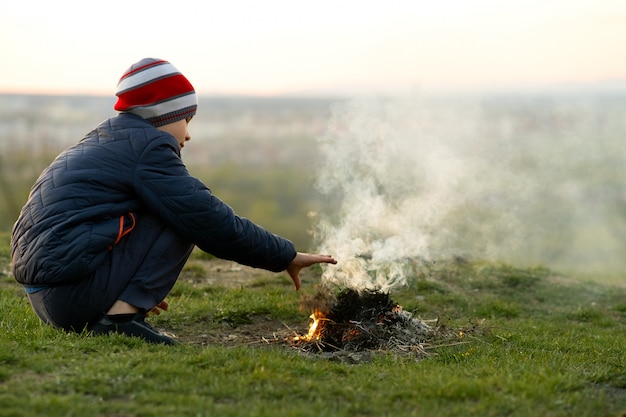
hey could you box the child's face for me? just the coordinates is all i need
[157,118,192,150]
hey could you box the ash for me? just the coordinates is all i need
[298,287,434,356]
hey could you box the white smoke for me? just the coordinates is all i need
[313,92,626,289]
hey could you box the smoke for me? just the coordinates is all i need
[312,93,626,290]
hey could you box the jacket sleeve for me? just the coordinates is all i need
[133,133,296,272]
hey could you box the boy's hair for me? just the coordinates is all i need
[114,58,197,127]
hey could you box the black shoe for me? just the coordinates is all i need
[91,312,179,345]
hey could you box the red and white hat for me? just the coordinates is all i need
[114,58,197,127]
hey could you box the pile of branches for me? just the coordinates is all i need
[296,287,435,356]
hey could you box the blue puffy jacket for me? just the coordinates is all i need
[11,113,296,287]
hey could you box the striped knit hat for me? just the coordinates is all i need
[114,58,197,127]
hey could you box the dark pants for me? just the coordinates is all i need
[27,213,194,332]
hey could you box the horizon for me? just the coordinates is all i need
[2,77,626,100]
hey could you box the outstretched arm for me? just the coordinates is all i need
[286,252,337,290]
[111,254,337,316]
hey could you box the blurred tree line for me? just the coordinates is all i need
[0,152,336,251]
[192,164,336,250]
[0,150,51,231]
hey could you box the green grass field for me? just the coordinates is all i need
[1,231,625,417]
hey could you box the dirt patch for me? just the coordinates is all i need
[181,257,325,288]
[164,258,314,348]
[186,258,277,287]
[179,313,301,348]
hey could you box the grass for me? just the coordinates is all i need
[1,231,625,417]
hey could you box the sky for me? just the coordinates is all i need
[1,0,625,96]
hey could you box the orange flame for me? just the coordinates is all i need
[295,309,326,341]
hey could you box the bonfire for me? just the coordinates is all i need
[293,286,443,360]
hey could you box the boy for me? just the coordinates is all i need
[11,58,336,345]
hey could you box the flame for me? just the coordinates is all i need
[295,309,326,341]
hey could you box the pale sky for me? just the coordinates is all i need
[1,0,625,96]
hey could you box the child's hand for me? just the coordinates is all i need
[286,253,337,290]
